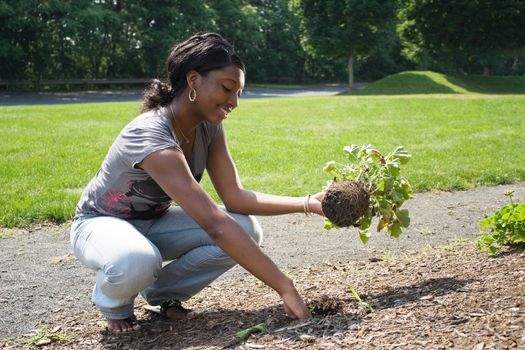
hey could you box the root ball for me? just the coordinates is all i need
[322,180,370,227]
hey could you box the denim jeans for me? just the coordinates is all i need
[70,206,263,319]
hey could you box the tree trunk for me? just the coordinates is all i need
[483,66,490,76]
[348,55,354,89]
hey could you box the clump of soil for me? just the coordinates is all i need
[322,180,370,227]
[307,295,345,316]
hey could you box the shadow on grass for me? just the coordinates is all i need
[445,74,525,94]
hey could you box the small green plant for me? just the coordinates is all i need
[12,325,74,346]
[476,191,525,255]
[0,228,16,239]
[382,251,396,263]
[439,237,469,252]
[236,322,267,340]
[417,227,434,235]
[323,144,413,243]
[347,285,374,312]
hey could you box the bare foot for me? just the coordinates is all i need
[106,316,140,333]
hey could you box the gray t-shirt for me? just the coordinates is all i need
[75,107,223,219]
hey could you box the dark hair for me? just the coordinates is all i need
[142,32,245,112]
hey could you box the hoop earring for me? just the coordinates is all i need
[189,88,197,102]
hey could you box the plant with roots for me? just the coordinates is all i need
[322,144,413,243]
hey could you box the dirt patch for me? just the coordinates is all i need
[1,183,524,349]
[2,242,523,349]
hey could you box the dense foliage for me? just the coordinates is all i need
[292,0,397,87]
[0,0,523,85]
[398,0,525,75]
[0,0,337,83]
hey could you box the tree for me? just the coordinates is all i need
[247,0,306,82]
[72,1,123,79]
[292,0,396,88]
[208,0,266,81]
[138,0,218,77]
[355,18,414,82]
[398,0,525,75]
[1,0,407,84]
[0,0,65,80]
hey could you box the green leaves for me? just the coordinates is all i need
[476,191,525,254]
[387,146,412,165]
[343,145,361,159]
[323,144,413,243]
[236,322,267,340]
[347,285,374,312]
[397,209,410,227]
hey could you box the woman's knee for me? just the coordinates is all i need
[234,214,263,245]
[101,246,162,295]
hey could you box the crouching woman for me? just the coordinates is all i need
[70,32,324,333]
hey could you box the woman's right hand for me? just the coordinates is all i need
[280,287,312,320]
[309,191,326,216]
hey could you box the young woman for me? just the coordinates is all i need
[71,32,325,333]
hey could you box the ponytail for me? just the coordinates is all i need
[141,79,175,112]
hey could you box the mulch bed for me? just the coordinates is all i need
[2,241,524,349]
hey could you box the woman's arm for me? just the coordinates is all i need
[139,148,311,319]
[207,132,324,216]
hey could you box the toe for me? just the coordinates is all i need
[107,317,140,333]
[108,324,122,333]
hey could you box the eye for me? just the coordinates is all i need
[222,85,232,93]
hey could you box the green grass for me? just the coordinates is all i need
[357,71,525,95]
[1,90,524,227]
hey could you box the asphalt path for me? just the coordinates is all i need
[0,84,350,106]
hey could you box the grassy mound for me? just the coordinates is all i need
[357,71,525,95]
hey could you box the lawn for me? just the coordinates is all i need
[1,79,524,227]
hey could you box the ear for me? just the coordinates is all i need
[186,70,201,89]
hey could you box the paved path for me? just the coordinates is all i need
[0,84,351,106]
[255,183,525,270]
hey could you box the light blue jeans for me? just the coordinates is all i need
[70,206,262,319]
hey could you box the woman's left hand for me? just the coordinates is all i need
[308,191,325,216]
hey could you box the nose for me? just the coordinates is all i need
[228,92,239,110]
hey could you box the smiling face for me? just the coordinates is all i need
[187,64,245,125]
